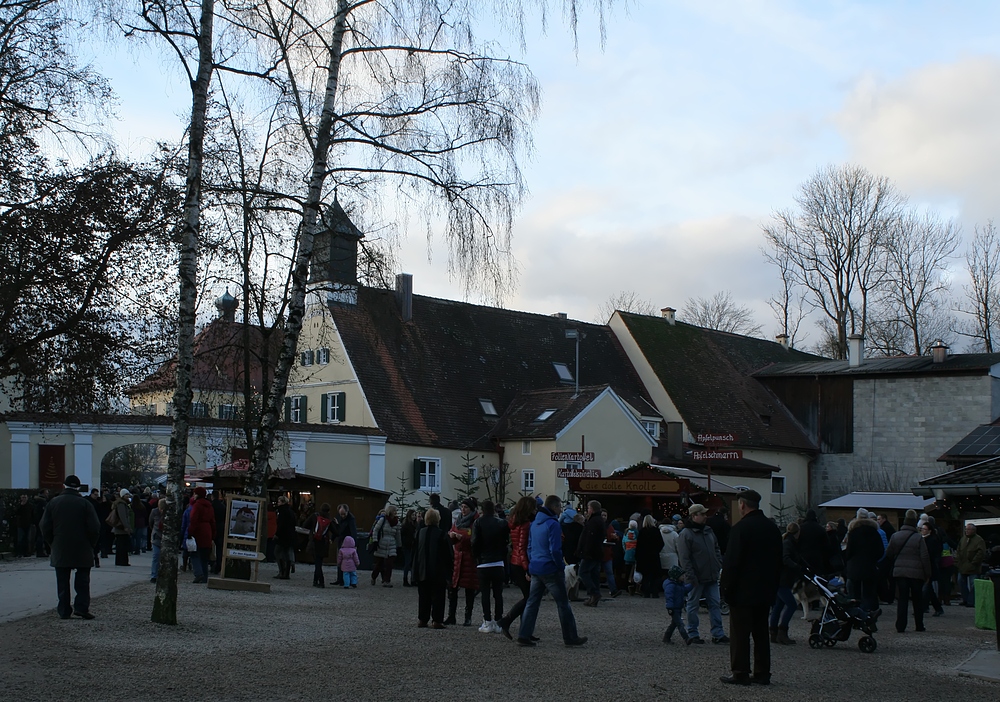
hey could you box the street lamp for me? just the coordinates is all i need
[565,329,582,398]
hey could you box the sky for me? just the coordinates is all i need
[92,1,1000,348]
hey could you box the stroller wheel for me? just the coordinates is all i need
[824,638,837,647]
[858,636,877,654]
[808,634,823,649]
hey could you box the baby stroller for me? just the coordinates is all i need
[802,568,879,654]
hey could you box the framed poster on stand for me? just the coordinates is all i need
[207,494,271,593]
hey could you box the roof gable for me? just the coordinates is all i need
[616,312,817,452]
[128,319,281,397]
[328,288,655,449]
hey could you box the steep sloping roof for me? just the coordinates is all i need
[754,353,1000,377]
[617,312,818,452]
[917,458,1000,488]
[940,422,1000,462]
[128,319,282,396]
[490,385,656,440]
[328,288,655,450]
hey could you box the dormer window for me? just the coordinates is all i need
[536,409,557,422]
[552,362,573,383]
[479,399,498,416]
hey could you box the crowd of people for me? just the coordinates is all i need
[23,476,1000,687]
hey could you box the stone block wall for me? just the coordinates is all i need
[812,375,992,504]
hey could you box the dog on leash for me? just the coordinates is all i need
[791,577,823,619]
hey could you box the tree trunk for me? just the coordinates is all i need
[153,0,216,625]
[247,0,350,495]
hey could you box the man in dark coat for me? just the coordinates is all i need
[577,500,607,607]
[274,496,297,579]
[39,476,101,620]
[797,509,830,575]
[428,493,451,532]
[719,490,782,686]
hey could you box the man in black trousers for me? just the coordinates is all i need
[719,490,782,685]
[40,475,102,620]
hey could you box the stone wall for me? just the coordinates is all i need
[812,375,993,504]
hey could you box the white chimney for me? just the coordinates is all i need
[661,307,676,325]
[848,334,864,367]
[930,339,949,364]
[776,333,789,350]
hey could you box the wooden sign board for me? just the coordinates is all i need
[573,478,683,494]
[695,432,737,446]
[552,451,595,462]
[208,494,270,593]
[692,449,743,461]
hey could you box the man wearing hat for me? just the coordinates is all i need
[39,476,102,619]
[718,490,782,685]
[678,503,727,644]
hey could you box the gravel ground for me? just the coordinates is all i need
[3,563,998,701]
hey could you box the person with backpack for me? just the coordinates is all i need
[304,503,334,588]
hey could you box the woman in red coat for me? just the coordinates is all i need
[188,487,217,584]
[447,498,479,626]
[497,496,536,638]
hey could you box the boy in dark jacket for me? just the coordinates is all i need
[472,499,510,632]
[662,566,692,643]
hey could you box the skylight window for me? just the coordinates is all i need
[479,399,498,416]
[552,362,573,382]
[536,409,557,422]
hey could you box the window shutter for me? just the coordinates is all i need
[413,458,422,489]
[320,393,329,423]
[299,395,307,422]
[336,392,346,422]
[284,397,291,422]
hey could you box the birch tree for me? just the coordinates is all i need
[762,164,906,359]
[959,220,1000,352]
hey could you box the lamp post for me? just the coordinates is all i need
[565,329,582,398]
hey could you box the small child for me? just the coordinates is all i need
[623,520,638,592]
[662,565,692,643]
[337,535,361,588]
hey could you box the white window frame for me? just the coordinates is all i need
[521,469,535,492]
[565,461,582,471]
[771,476,786,495]
[190,402,208,418]
[536,409,557,422]
[642,420,660,439]
[300,349,314,366]
[521,440,531,455]
[325,392,343,423]
[290,396,305,423]
[417,458,441,491]
[317,347,330,365]
[467,466,478,483]
[218,404,237,420]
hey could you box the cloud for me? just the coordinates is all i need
[836,56,1000,222]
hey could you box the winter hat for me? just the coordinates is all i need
[194,487,207,498]
[668,565,684,580]
[671,514,682,523]
[688,504,707,517]
[856,508,868,520]
[63,475,82,490]
[120,489,131,498]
